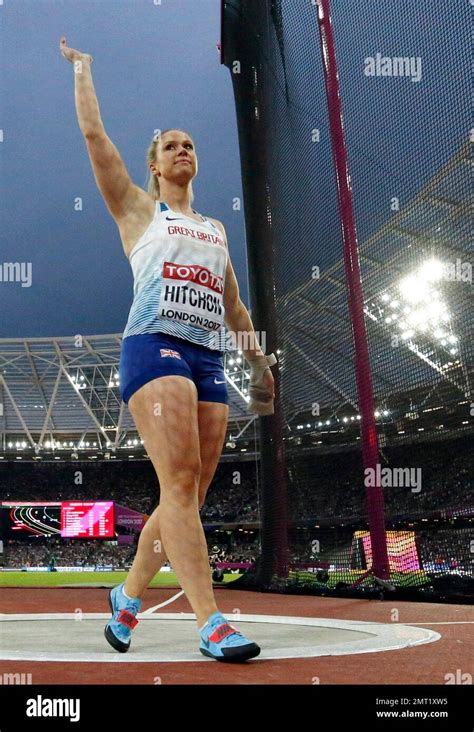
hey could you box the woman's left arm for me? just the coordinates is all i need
[209,218,266,360]
[210,219,276,414]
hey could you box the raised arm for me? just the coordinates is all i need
[60,37,140,220]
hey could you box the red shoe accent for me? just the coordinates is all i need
[208,623,241,644]
[117,609,139,629]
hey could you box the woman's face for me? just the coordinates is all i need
[154,131,198,182]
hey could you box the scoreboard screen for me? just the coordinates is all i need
[61,501,114,538]
[1,503,61,536]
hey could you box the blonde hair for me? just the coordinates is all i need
[146,129,195,204]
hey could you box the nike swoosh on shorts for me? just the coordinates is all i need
[214,378,225,384]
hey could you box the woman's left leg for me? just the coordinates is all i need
[196,401,229,508]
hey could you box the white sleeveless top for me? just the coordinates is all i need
[123,201,229,351]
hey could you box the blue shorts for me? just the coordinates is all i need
[119,332,229,406]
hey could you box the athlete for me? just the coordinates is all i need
[61,38,276,662]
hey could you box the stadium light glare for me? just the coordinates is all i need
[399,276,429,303]
[420,258,444,282]
[427,301,446,318]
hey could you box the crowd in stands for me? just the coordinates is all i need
[2,538,136,570]
[0,436,471,571]
[4,527,470,572]
[1,536,260,570]
[0,460,157,515]
[288,437,472,522]
[1,437,470,525]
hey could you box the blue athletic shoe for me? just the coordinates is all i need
[104,583,141,653]
[199,611,260,662]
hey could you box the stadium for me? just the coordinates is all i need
[0,0,472,718]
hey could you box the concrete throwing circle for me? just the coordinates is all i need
[0,613,440,662]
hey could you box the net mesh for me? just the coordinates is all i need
[221,0,472,600]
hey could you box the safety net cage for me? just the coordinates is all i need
[220,0,473,602]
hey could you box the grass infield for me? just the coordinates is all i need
[0,570,241,588]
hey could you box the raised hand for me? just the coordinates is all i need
[59,36,93,65]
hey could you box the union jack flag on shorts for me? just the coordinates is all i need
[160,348,181,359]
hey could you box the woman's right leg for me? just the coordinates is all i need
[123,504,168,600]
[125,374,218,628]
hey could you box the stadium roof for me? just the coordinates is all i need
[278,142,472,414]
[0,335,255,457]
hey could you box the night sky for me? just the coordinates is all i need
[0,0,469,338]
